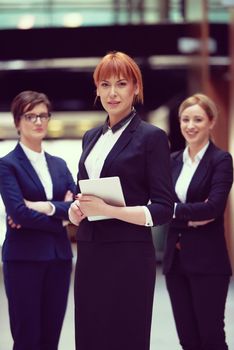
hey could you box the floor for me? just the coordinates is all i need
[0,245,234,350]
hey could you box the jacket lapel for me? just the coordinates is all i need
[15,143,47,197]
[45,153,56,196]
[100,114,141,177]
[79,127,103,179]
[171,151,184,202]
[172,151,183,187]
[186,142,214,201]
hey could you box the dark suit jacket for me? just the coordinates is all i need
[0,143,76,261]
[76,114,174,242]
[163,141,233,275]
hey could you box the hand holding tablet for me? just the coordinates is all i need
[78,176,126,221]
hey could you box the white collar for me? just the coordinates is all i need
[20,142,45,163]
[183,141,209,164]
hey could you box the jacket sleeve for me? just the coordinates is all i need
[175,152,233,221]
[0,159,64,233]
[146,128,174,226]
[50,164,76,220]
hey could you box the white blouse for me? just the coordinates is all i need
[175,142,209,203]
[84,117,153,226]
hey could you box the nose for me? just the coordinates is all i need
[35,116,42,125]
[109,85,117,97]
[187,120,195,128]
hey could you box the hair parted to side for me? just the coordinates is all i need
[178,93,218,122]
[93,51,143,104]
[11,90,51,128]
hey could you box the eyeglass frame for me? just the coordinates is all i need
[21,112,51,124]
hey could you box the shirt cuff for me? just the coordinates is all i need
[143,206,153,227]
[47,202,56,216]
[173,203,177,218]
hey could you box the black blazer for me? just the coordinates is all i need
[163,141,233,275]
[75,114,174,242]
[0,143,76,261]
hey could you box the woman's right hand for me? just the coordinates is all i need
[68,199,86,226]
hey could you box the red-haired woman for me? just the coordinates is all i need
[69,51,174,350]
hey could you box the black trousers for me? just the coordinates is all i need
[165,251,230,350]
[75,241,156,350]
[3,260,72,350]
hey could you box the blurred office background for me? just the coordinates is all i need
[0,1,234,349]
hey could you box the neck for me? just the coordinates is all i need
[108,108,134,128]
[20,139,42,153]
[188,141,208,161]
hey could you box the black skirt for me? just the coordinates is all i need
[74,241,156,350]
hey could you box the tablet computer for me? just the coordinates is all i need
[79,176,126,221]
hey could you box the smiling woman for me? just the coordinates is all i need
[163,93,233,350]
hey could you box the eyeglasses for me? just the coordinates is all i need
[22,112,51,123]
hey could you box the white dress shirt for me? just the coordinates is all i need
[175,142,209,204]
[84,117,153,226]
[20,142,55,215]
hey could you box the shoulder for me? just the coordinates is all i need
[84,126,101,139]
[0,146,19,164]
[171,149,183,160]
[139,119,165,133]
[208,142,233,163]
[81,126,102,147]
[137,119,168,142]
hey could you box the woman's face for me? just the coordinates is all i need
[180,104,215,148]
[96,75,139,121]
[17,103,50,145]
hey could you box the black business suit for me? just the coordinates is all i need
[0,143,76,350]
[163,141,233,350]
[74,113,174,350]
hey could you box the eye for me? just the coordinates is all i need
[117,81,127,87]
[194,117,203,122]
[24,113,36,121]
[40,113,50,120]
[100,82,109,88]
[181,117,189,123]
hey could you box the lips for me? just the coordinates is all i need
[186,131,197,136]
[108,101,120,105]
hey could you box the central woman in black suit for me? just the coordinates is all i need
[69,51,174,350]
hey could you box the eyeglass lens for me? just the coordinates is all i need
[23,113,51,123]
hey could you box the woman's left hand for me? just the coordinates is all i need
[7,216,21,229]
[77,194,107,217]
[188,218,215,228]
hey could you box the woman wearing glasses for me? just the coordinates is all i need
[0,91,75,350]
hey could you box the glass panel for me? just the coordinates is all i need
[0,0,231,29]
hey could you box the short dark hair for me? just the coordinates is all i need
[11,90,51,128]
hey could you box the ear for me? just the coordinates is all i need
[134,84,139,95]
[96,88,100,97]
[209,119,216,130]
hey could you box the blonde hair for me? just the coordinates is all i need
[93,51,143,104]
[179,93,218,121]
